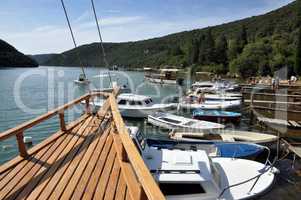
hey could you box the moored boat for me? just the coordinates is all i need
[74,74,91,85]
[129,127,266,159]
[148,112,225,131]
[88,93,175,118]
[179,99,242,110]
[169,130,278,147]
[193,109,241,124]
[127,126,277,199]
[143,149,277,200]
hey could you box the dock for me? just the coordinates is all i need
[281,139,301,159]
[0,88,165,200]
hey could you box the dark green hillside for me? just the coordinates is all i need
[43,0,300,77]
[0,39,38,67]
[29,54,58,65]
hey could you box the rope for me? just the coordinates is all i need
[60,0,100,116]
[60,0,87,78]
[90,0,113,86]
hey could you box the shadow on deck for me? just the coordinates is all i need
[0,88,165,200]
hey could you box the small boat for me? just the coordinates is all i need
[179,99,241,110]
[129,127,265,159]
[192,80,240,92]
[128,127,277,200]
[169,130,278,147]
[74,74,90,85]
[148,112,225,131]
[89,94,175,118]
[144,149,276,200]
[193,109,241,124]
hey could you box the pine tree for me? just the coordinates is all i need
[199,29,215,64]
[216,34,229,72]
[294,0,301,75]
[237,25,248,53]
[295,28,301,75]
[187,39,199,65]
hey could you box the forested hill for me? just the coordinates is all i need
[40,0,301,77]
[0,39,38,67]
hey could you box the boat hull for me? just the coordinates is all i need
[91,101,175,118]
[179,100,241,110]
[193,115,241,124]
[147,113,225,131]
[146,139,265,159]
[74,80,90,84]
[215,158,276,200]
[145,77,184,85]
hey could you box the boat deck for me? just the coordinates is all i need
[0,89,164,200]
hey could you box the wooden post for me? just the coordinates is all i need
[59,112,66,131]
[16,132,27,157]
[85,98,91,114]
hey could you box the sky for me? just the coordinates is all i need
[0,0,295,54]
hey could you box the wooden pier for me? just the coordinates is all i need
[0,88,165,200]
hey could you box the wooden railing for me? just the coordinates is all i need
[0,87,165,200]
[0,91,110,157]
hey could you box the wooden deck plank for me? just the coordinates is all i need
[4,130,71,200]
[0,114,89,175]
[41,115,109,200]
[0,90,164,200]
[92,146,117,200]
[35,116,95,200]
[0,140,54,199]
[13,123,83,200]
[109,95,165,200]
[57,121,111,200]
[70,126,111,200]
[104,157,121,200]
[0,169,11,181]
[81,132,114,200]
[112,132,144,200]
[25,116,94,200]
[114,176,127,200]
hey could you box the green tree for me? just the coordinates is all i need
[187,39,199,65]
[237,25,248,53]
[199,29,215,65]
[215,34,229,72]
[230,41,271,78]
[295,28,301,75]
[294,0,301,75]
[228,39,239,60]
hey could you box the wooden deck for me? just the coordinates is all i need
[0,88,165,200]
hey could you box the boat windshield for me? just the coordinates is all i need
[145,99,153,105]
[209,157,221,188]
[183,121,196,126]
[159,183,205,196]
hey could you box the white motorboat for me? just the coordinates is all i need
[148,112,224,131]
[74,74,90,85]
[179,99,241,110]
[144,149,276,200]
[89,93,175,118]
[169,130,278,147]
[128,127,277,200]
[191,80,240,92]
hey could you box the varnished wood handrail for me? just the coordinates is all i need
[109,95,165,200]
[0,91,110,141]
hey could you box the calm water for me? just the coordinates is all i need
[0,66,300,199]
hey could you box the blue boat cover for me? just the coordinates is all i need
[193,109,241,117]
